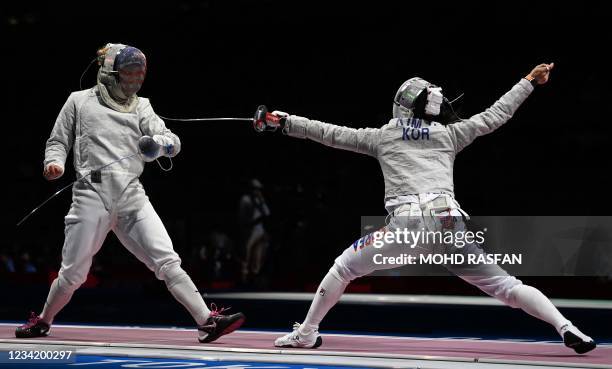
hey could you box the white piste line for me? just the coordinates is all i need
[0,340,484,362]
[3,339,609,369]
[0,323,194,331]
[0,322,579,347]
[203,293,612,310]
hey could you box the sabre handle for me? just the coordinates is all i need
[254,105,286,132]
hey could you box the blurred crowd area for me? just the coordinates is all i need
[2,175,354,293]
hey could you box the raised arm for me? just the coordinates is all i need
[282,114,381,157]
[447,63,554,152]
[138,98,181,161]
[43,93,77,180]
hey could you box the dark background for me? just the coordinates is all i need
[2,1,611,327]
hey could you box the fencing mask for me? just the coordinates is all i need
[392,77,460,124]
[96,43,147,113]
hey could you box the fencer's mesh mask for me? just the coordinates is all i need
[392,77,459,124]
[96,43,147,113]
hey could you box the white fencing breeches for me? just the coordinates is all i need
[302,196,569,332]
[41,182,209,325]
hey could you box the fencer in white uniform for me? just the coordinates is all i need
[15,43,244,343]
[270,63,596,354]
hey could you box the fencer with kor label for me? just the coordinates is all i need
[260,63,597,354]
[15,43,245,343]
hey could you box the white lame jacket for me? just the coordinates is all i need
[44,86,181,212]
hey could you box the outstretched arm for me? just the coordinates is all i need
[282,114,381,157]
[447,63,554,152]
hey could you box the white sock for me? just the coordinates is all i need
[300,270,348,334]
[510,285,569,333]
[40,278,74,325]
[167,275,210,326]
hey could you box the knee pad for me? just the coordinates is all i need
[155,257,183,281]
[161,263,189,288]
[464,274,523,307]
[56,273,82,294]
[330,262,356,284]
[496,277,524,308]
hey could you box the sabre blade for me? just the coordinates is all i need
[157,115,253,122]
[16,182,75,227]
[17,152,140,227]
